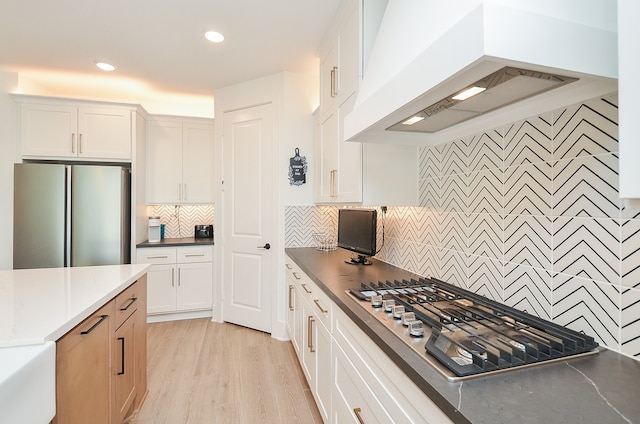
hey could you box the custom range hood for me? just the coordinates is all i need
[345,0,618,144]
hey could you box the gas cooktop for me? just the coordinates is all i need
[348,277,600,381]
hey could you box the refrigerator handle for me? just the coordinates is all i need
[65,165,72,267]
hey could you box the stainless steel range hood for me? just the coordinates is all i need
[345,0,618,145]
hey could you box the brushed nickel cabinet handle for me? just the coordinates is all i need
[185,253,205,257]
[292,272,301,280]
[330,170,337,197]
[71,133,75,153]
[171,268,175,287]
[354,407,365,424]
[308,316,315,352]
[301,283,312,294]
[178,267,181,286]
[330,66,338,97]
[314,299,328,314]
[79,133,83,153]
[285,263,292,270]
[147,255,168,259]
[288,285,295,311]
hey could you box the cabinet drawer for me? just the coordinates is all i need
[136,248,177,264]
[287,261,331,330]
[177,246,212,263]
[115,281,140,329]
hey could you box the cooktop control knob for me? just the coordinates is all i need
[392,305,405,319]
[383,299,395,313]
[409,321,424,337]
[402,311,416,326]
[371,295,383,308]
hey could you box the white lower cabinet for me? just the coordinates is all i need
[285,254,453,424]
[285,260,331,423]
[137,245,213,316]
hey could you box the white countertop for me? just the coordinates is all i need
[0,264,150,347]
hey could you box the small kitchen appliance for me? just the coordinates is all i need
[194,225,213,238]
[148,217,161,242]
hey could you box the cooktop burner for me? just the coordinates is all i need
[348,277,600,381]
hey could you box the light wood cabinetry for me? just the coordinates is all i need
[54,301,114,424]
[146,118,214,204]
[16,99,132,160]
[54,276,148,424]
[137,245,213,317]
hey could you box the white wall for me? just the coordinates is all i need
[0,71,19,269]
[212,72,318,338]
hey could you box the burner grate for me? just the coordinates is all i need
[353,277,599,377]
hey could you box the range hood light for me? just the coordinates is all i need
[402,116,425,125]
[452,86,486,100]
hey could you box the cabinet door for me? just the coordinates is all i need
[54,301,114,424]
[316,110,339,202]
[285,270,298,352]
[21,103,77,157]
[319,42,339,117]
[78,106,131,160]
[114,313,137,423]
[177,262,213,311]
[146,264,177,314]
[338,3,361,98]
[332,343,394,424]
[301,301,316,385]
[182,122,215,203]
[147,120,183,203]
[315,320,332,423]
[336,92,362,202]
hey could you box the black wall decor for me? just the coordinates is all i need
[288,147,307,186]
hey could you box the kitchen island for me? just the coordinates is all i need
[286,247,640,424]
[0,264,150,423]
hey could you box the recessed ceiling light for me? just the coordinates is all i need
[96,62,116,72]
[204,31,225,43]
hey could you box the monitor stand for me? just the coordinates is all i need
[345,254,372,266]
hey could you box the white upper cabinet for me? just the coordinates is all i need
[315,0,416,206]
[146,117,214,204]
[619,0,640,206]
[17,98,133,161]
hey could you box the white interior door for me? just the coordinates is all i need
[222,104,273,333]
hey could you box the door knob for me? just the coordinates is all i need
[257,243,271,250]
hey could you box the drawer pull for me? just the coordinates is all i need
[147,255,168,259]
[288,285,295,311]
[285,263,292,269]
[292,272,301,280]
[117,337,125,375]
[308,316,315,353]
[184,253,205,257]
[301,283,312,294]
[171,268,175,287]
[80,314,108,335]
[314,299,328,314]
[120,297,137,311]
[354,407,365,424]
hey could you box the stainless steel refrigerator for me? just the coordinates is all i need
[13,163,131,269]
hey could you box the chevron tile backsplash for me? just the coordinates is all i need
[285,92,640,361]
[151,205,214,238]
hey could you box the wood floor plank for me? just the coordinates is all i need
[128,318,322,424]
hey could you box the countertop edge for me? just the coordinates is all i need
[136,237,214,248]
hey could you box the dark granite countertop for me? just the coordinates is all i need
[285,247,640,424]
[137,237,214,248]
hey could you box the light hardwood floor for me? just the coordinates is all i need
[128,318,323,424]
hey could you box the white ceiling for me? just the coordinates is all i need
[0,0,343,115]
